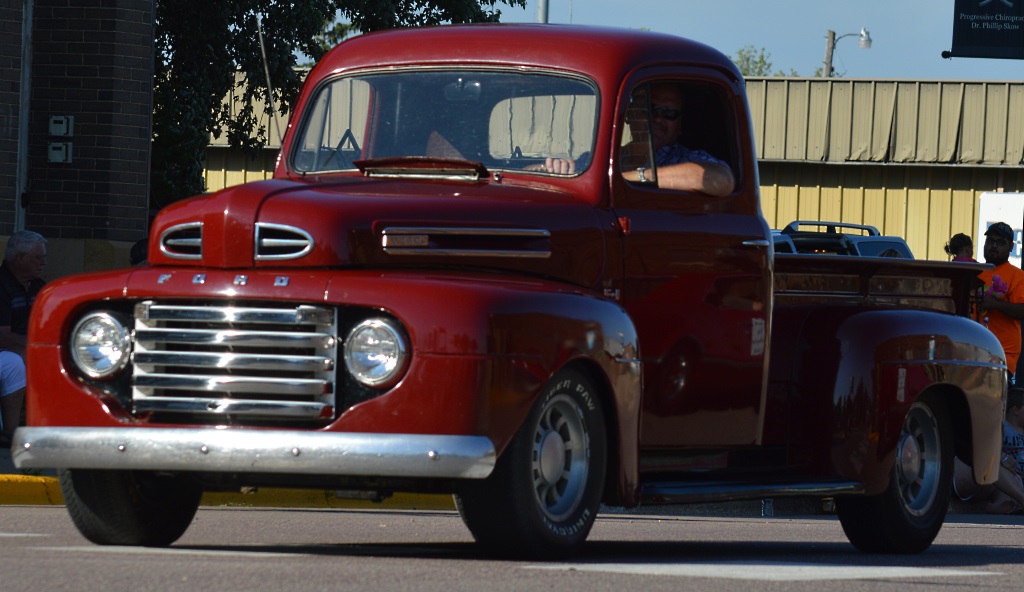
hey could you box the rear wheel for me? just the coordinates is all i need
[60,468,203,546]
[836,399,952,553]
[456,368,607,557]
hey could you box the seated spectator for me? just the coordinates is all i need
[953,387,1024,513]
[0,350,26,448]
[0,230,48,359]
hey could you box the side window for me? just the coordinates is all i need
[619,80,738,196]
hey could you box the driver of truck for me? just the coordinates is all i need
[523,157,576,174]
[621,82,735,196]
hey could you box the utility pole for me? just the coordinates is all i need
[537,0,549,23]
[822,28,871,78]
[823,30,836,78]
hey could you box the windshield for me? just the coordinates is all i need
[290,70,598,176]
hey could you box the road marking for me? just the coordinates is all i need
[0,533,48,537]
[36,546,298,558]
[525,561,997,581]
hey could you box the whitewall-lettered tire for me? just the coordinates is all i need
[456,367,607,557]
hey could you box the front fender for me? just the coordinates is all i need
[830,309,1005,494]
[333,273,643,505]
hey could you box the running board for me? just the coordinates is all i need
[641,480,864,505]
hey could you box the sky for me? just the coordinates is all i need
[499,0,1024,81]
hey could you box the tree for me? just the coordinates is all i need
[151,0,525,209]
[729,45,799,77]
[301,20,358,67]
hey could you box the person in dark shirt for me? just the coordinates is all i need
[0,230,48,359]
[0,230,44,447]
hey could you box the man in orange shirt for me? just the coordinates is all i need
[978,221,1024,381]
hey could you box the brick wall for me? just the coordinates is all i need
[27,0,153,242]
[0,5,23,236]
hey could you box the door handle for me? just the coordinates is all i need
[742,239,771,248]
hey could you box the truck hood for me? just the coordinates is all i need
[147,178,610,289]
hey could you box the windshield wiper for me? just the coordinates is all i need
[355,157,490,181]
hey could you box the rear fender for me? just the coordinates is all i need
[829,310,1005,494]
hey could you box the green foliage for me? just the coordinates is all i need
[301,21,358,67]
[729,45,798,77]
[151,0,526,209]
[341,0,518,30]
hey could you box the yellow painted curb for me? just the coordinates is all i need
[0,475,63,505]
[0,475,455,510]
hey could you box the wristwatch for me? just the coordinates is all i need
[636,167,647,182]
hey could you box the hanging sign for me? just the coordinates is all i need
[945,0,1024,59]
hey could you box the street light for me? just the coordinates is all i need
[822,28,872,77]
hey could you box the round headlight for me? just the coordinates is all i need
[70,312,131,380]
[343,318,408,388]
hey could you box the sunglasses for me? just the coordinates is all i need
[652,106,682,121]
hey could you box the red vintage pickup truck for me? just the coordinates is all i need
[13,24,1007,557]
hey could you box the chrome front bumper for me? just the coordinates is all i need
[11,427,496,479]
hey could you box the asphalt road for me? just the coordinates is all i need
[3,505,1023,592]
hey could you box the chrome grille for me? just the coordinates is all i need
[159,222,203,260]
[255,223,313,260]
[132,301,337,422]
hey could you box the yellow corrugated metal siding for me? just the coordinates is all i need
[745,78,1024,166]
[746,78,1024,262]
[760,162,1024,261]
[1011,86,1024,164]
[208,72,290,149]
[204,147,277,191]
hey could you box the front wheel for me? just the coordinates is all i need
[836,399,952,553]
[456,368,607,557]
[60,468,203,546]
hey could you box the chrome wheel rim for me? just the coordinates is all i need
[531,393,590,522]
[894,403,941,517]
